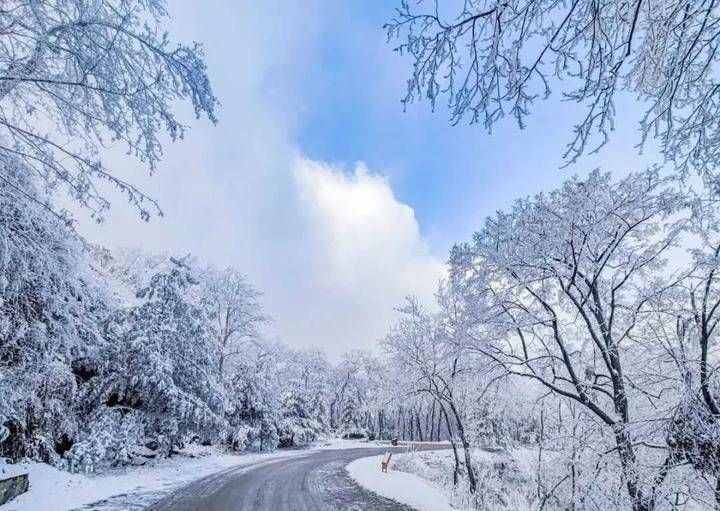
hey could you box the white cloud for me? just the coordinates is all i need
[293,157,444,302]
[286,157,445,356]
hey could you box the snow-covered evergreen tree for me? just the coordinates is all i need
[68,256,225,470]
[0,159,108,465]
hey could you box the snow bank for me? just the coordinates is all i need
[0,447,308,511]
[390,447,544,510]
[0,460,27,480]
[312,437,386,450]
[346,453,454,511]
[313,438,450,451]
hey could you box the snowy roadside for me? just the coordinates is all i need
[0,446,310,511]
[347,446,549,511]
[312,437,387,450]
[314,438,450,451]
[0,437,391,511]
[346,451,455,511]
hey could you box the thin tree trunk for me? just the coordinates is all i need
[378,410,383,441]
[424,406,430,441]
[615,427,650,511]
[448,399,477,494]
[439,402,459,486]
[437,411,443,441]
[429,401,436,441]
[536,406,545,502]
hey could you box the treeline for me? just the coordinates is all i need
[0,160,468,473]
[0,162,377,471]
[0,162,305,471]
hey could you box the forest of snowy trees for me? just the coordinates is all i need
[3,0,720,510]
[0,171,434,471]
[0,172,468,473]
[0,158,452,471]
[378,170,720,509]
[0,169,442,470]
[8,163,720,508]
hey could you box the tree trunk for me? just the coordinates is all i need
[439,402,460,486]
[614,427,651,511]
[416,412,424,441]
[378,410,384,441]
[437,411,443,441]
[448,399,477,494]
[429,401,436,441]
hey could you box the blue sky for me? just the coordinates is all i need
[76,0,659,357]
[290,0,658,252]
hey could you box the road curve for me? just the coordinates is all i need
[146,446,433,511]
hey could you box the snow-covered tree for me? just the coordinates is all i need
[383,297,479,492]
[448,169,691,509]
[386,0,720,184]
[0,158,108,464]
[198,267,269,377]
[68,255,225,470]
[277,387,316,447]
[0,0,217,220]
[643,196,720,503]
[223,339,282,452]
[330,351,380,438]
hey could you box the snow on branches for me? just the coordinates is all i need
[380,170,720,509]
[0,0,218,221]
[387,0,720,184]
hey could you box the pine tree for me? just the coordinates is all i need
[68,256,225,470]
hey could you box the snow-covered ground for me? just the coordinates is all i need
[0,446,312,511]
[312,437,386,450]
[411,447,542,510]
[0,437,394,511]
[348,446,548,511]
[346,451,455,511]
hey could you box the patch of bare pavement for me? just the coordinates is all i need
[141,444,446,511]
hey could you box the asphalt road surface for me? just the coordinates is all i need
[147,445,439,511]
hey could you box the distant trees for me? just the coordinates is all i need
[386,0,720,184]
[199,268,269,377]
[0,0,217,220]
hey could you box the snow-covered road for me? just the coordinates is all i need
[147,446,444,511]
